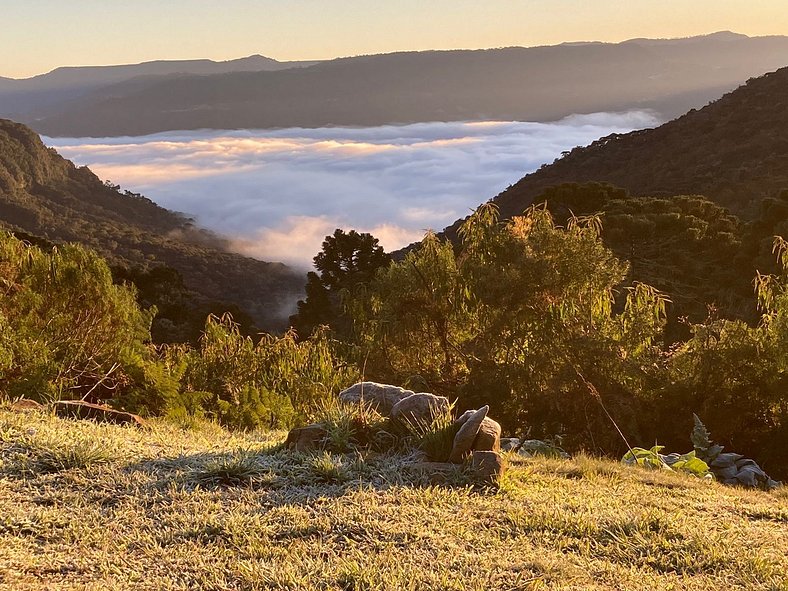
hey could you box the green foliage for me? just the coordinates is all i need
[0,231,156,402]
[352,204,667,453]
[691,414,724,462]
[308,398,390,453]
[622,446,712,478]
[177,314,358,430]
[407,405,460,462]
[290,229,391,339]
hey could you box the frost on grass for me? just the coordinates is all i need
[0,408,786,591]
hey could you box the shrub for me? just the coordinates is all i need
[0,232,156,403]
[176,314,358,430]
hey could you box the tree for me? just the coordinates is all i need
[351,204,668,453]
[290,229,390,339]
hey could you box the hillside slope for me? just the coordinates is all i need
[27,32,788,137]
[448,65,788,225]
[0,119,303,330]
[0,408,785,590]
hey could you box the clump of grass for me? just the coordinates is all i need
[11,430,121,474]
[405,405,460,462]
[309,451,351,484]
[309,398,392,453]
[188,450,272,488]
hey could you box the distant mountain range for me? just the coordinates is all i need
[0,55,319,123]
[7,31,788,137]
[0,118,304,333]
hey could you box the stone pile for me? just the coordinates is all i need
[286,381,507,485]
[692,414,781,490]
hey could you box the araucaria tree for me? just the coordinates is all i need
[290,229,390,340]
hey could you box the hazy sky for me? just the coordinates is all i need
[3,0,788,78]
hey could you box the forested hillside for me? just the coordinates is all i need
[0,119,304,334]
[483,66,788,221]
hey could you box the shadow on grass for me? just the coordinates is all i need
[121,446,481,506]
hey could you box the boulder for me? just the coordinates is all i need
[454,409,474,426]
[53,400,146,427]
[500,437,520,452]
[338,382,414,416]
[390,393,450,432]
[470,450,506,486]
[285,424,327,452]
[449,405,488,464]
[10,398,43,413]
[472,416,501,452]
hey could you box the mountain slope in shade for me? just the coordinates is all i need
[0,118,304,330]
[23,32,788,137]
[0,55,320,119]
[465,65,788,225]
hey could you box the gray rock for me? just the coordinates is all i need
[735,465,763,488]
[338,382,414,416]
[472,416,501,452]
[390,393,450,432]
[454,409,475,426]
[714,464,739,481]
[500,437,520,452]
[285,424,327,452]
[710,452,744,468]
[470,450,506,486]
[449,405,488,464]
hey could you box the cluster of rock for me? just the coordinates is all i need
[286,382,507,485]
[692,414,781,490]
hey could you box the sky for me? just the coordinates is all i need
[3,0,788,78]
[46,112,658,267]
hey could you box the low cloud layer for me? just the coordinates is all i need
[47,112,659,267]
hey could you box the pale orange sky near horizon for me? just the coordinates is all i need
[2,0,788,78]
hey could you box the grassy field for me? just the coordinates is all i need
[0,406,786,591]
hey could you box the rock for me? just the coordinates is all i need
[472,416,501,452]
[454,409,474,426]
[449,405,488,464]
[714,464,739,481]
[735,465,763,488]
[53,400,146,427]
[517,439,571,459]
[390,393,450,432]
[710,452,744,468]
[338,382,414,416]
[285,424,327,452]
[10,398,42,413]
[470,450,506,486]
[500,437,520,452]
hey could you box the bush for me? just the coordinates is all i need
[0,232,156,403]
[176,314,358,430]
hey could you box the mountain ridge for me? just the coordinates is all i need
[18,32,788,137]
[482,65,788,223]
[0,118,304,331]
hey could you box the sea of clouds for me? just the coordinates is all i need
[46,112,659,268]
